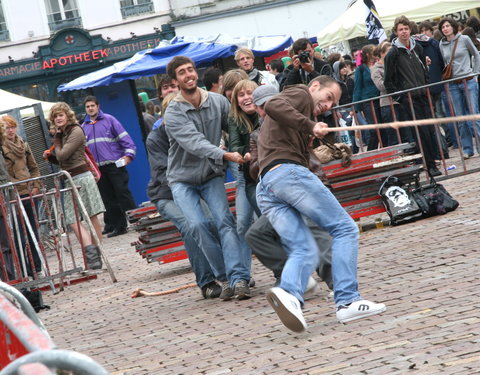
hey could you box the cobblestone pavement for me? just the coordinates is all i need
[39,172,480,375]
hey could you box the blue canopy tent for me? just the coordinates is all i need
[58,35,293,91]
[57,37,292,205]
[58,42,238,91]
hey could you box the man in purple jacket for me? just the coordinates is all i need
[82,95,137,238]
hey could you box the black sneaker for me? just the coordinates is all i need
[219,281,234,301]
[234,279,251,300]
[201,282,221,299]
[428,167,442,177]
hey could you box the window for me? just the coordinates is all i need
[0,1,9,41]
[45,0,82,32]
[120,0,153,18]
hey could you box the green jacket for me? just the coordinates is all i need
[228,114,260,156]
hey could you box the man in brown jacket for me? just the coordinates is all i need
[256,76,386,332]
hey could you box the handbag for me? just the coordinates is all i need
[441,38,459,81]
[84,146,101,182]
[313,138,352,167]
[411,176,459,217]
[379,176,423,225]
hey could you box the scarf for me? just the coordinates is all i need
[4,135,26,158]
[247,68,263,85]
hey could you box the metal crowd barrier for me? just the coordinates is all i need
[331,73,480,180]
[0,281,108,374]
[0,170,116,292]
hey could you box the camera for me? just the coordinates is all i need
[298,50,311,64]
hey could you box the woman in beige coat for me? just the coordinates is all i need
[0,115,43,276]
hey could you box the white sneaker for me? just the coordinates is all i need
[336,299,387,323]
[266,287,307,332]
[304,276,319,300]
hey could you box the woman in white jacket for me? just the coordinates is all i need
[439,17,480,159]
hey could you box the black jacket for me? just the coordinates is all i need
[284,57,332,87]
[146,125,173,202]
[384,37,429,97]
[414,35,445,94]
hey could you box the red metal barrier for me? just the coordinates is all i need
[0,282,108,374]
[0,293,54,369]
[0,171,116,291]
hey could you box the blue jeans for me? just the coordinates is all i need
[228,161,254,242]
[171,177,251,286]
[256,164,360,307]
[442,79,480,155]
[155,199,216,288]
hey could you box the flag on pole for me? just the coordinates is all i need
[363,0,387,44]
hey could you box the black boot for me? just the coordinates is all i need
[85,245,102,270]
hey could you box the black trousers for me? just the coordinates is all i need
[0,216,14,281]
[17,197,42,275]
[245,215,333,290]
[98,164,136,230]
[400,95,439,169]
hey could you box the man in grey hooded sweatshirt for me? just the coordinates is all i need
[164,56,252,301]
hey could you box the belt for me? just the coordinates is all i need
[259,160,302,180]
[453,76,474,85]
[260,164,282,180]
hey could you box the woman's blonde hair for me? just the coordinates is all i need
[161,92,177,116]
[48,102,77,125]
[229,79,258,133]
[221,69,249,97]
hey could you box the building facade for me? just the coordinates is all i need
[169,0,346,41]
[0,0,348,103]
[0,0,174,102]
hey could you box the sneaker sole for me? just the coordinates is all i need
[337,305,387,323]
[235,292,251,300]
[266,289,306,333]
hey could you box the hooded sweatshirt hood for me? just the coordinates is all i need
[392,36,416,53]
[332,61,342,82]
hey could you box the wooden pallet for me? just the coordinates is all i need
[130,145,422,264]
[128,182,236,264]
[322,143,423,219]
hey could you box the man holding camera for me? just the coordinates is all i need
[284,38,332,87]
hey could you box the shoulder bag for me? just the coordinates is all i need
[84,146,101,182]
[441,38,459,81]
[379,175,423,225]
[411,176,459,217]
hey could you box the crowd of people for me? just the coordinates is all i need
[1,14,480,332]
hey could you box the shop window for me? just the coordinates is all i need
[0,1,9,41]
[45,0,82,33]
[120,0,154,18]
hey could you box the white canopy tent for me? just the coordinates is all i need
[317,0,480,48]
[0,89,55,117]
